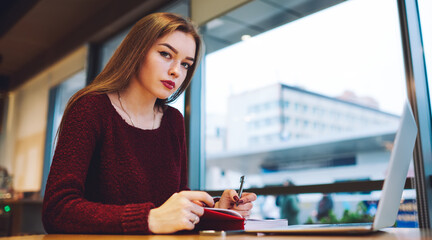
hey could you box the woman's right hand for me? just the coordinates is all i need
[148,191,214,234]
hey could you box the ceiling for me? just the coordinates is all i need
[202,0,345,54]
[0,0,175,93]
[0,0,347,94]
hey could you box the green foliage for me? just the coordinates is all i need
[306,202,374,224]
[319,210,338,224]
[339,202,374,223]
[305,216,314,224]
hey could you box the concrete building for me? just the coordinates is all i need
[205,83,401,189]
[226,83,399,151]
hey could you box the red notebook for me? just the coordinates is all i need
[195,208,245,231]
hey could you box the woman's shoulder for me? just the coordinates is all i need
[77,93,108,104]
[164,105,184,121]
[163,106,185,133]
[70,93,111,116]
[165,105,182,115]
[60,94,110,132]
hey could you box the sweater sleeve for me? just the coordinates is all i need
[42,95,155,234]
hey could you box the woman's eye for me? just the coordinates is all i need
[159,51,171,58]
[181,62,191,69]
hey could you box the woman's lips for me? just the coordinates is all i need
[161,80,175,90]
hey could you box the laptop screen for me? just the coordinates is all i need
[372,101,417,230]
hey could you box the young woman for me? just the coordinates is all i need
[42,12,256,234]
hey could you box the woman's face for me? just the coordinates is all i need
[135,30,196,100]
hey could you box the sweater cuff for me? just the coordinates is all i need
[121,203,155,234]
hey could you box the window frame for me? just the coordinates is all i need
[397,0,432,228]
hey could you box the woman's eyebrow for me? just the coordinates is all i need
[159,43,195,62]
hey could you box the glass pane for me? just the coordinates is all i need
[418,0,432,113]
[253,190,417,227]
[203,0,411,189]
[49,71,86,165]
[99,29,129,71]
[98,0,190,114]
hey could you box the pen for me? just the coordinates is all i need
[236,175,245,206]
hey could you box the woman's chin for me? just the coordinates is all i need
[156,90,175,100]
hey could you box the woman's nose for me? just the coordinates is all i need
[168,62,180,78]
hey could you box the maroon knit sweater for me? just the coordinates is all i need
[42,94,189,234]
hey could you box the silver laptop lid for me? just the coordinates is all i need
[372,101,417,230]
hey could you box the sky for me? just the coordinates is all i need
[205,0,409,116]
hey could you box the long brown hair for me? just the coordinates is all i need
[57,12,202,137]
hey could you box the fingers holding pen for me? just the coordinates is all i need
[217,189,238,208]
[232,191,257,206]
[217,190,257,207]
[230,193,256,218]
[231,202,253,211]
[239,192,257,204]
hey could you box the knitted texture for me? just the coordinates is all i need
[42,94,189,234]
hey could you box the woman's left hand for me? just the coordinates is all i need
[215,189,257,218]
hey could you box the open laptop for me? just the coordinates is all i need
[248,101,418,234]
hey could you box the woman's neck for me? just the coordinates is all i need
[110,80,161,129]
[120,81,157,116]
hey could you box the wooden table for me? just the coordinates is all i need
[1,228,432,240]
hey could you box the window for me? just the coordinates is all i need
[41,70,86,194]
[417,0,432,113]
[45,71,86,161]
[201,0,416,225]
